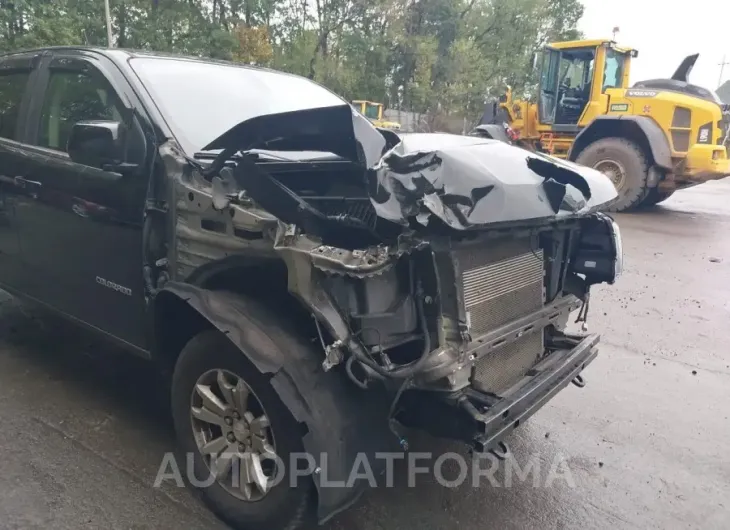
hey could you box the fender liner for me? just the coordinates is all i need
[568,115,673,172]
[156,282,396,524]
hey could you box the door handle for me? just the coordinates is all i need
[14,176,42,189]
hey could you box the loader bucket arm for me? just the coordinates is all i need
[671,53,699,82]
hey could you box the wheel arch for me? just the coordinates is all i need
[152,270,396,523]
[568,116,673,171]
[152,256,310,373]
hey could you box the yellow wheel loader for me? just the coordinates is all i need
[352,100,402,130]
[481,39,730,211]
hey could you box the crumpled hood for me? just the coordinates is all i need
[365,133,617,229]
[202,103,389,167]
[204,107,616,233]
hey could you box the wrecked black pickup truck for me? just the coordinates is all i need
[0,48,622,530]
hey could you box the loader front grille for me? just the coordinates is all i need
[455,238,546,394]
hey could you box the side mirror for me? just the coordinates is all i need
[67,121,126,170]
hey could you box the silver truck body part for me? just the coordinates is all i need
[368,133,618,229]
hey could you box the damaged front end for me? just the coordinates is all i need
[162,102,622,520]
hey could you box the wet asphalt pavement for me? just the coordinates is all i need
[1,180,729,530]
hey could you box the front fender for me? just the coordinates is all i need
[569,115,673,171]
[156,282,396,524]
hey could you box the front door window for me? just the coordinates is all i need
[38,70,123,152]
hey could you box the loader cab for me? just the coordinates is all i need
[352,100,383,121]
[537,40,635,129]
[351,99,401,130]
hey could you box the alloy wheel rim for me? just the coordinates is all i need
[594,159,627,191]
[190,369,277,501]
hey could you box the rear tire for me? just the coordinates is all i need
[575,137,650,212]
[171,326,315,530]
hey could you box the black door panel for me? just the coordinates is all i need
[14,53,151,350]
[0,59,38,291]
[0,139,27,288]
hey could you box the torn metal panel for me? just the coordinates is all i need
[160,140,281,280]
[228,154,382,250]
[366,133,618,230]
[277,237,394,277]
[272,222,426,278]
[203,103,388,168]
[272,229,362,351]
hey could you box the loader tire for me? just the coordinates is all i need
[575,137,649,212]
[640,188,675,208]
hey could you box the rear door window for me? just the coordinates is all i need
[0,71,31,140]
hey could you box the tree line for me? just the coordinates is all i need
[0,0,584,130]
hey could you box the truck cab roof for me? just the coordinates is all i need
[0,46,279,75]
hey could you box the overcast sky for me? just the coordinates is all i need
[579,0,730,90]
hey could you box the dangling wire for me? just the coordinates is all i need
[388,377,413,451]
[574,292,591,331]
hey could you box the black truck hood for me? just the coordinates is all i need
[207,107,617,233]
[202,103,390,167]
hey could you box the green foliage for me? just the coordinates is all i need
[0,0,584,128]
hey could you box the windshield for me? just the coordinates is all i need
[129,57,347,154]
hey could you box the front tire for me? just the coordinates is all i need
[171,328,315,530]
[575,137,650,212]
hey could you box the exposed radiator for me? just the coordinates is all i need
[472,332,544,394]
[455,238,545,394]
[458,239,544,336]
